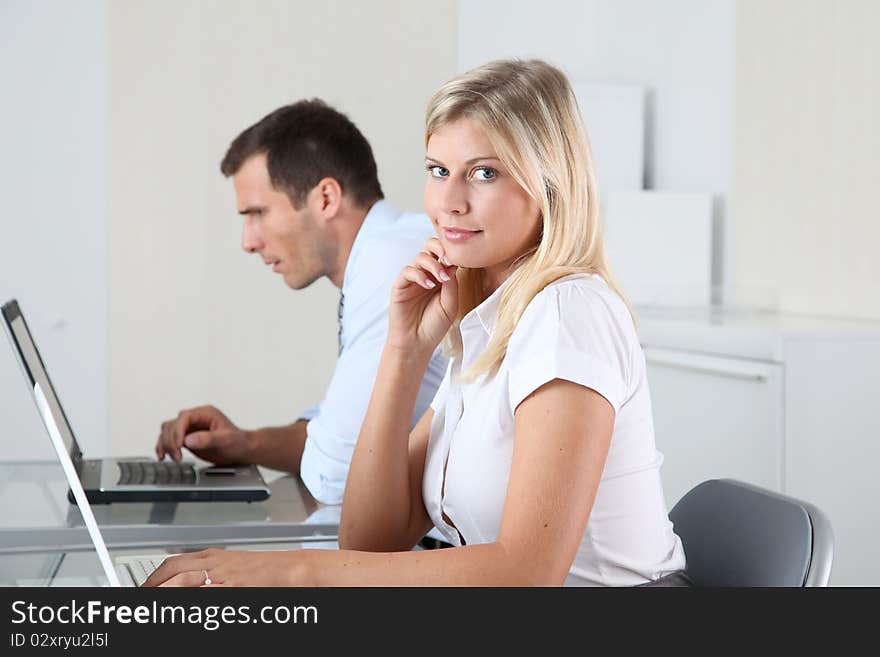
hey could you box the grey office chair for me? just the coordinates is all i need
[669,479,834,587]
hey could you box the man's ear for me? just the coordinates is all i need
[309,177,343,221]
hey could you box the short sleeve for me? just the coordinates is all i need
[506,279,634,415]
[297,406,320,422]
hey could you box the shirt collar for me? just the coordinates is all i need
[342,199,395,293]
[359,198,394,235]
[461,276,511,337]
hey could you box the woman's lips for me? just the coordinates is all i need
[442,227,482,243]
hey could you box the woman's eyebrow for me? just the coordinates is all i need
[465,156,500,165]
[425,156,500,165]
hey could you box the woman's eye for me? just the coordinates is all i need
[427,165,449,178]
[471,167,497,181]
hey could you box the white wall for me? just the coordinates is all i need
[1,0,457,460]
[458,0,736,293]
[0,0,107,459]
[6,0,877,467]
[105,1,458,456]
[458,0,879,322]
[731,0,880,320]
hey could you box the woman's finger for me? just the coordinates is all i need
[159,570,209,588]
[422,237,450,265]
[399,265,436,290]
[412,252,452,283]
[142,551,209,587]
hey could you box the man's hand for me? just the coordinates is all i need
[156,405,253,465]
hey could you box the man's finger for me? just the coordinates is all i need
[169,427,183,462]
[173,406,226,449]
[183,430,218,451]
[174,412,192,451]
[156,421,173,460]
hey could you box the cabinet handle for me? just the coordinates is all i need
[643,346,776,382]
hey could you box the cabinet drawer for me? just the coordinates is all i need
[644,347,784,506]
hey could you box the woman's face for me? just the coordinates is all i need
[424,118,541,291]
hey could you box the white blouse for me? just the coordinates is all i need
[422,274,686,586]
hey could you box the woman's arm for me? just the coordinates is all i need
[145,378,614,587]
[338,237,458,552]
[497,378,615,583]
[338,352,435,552]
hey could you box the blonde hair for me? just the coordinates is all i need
[425,59,631,380]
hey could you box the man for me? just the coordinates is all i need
[155,99,446,506]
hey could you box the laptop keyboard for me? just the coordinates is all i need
[117,461,196,486]
[123,557,167,587]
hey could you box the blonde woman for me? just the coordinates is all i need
[146,59,688,587]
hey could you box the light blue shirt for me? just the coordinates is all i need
[298,200,447,504]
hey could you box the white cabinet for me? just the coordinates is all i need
[645,347,783,507]
[638,310,880,585]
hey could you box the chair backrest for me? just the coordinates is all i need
[668,479,834,587]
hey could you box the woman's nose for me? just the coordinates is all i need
[441,179,469,216]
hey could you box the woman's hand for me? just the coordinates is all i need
[387,237,458,354]
[141,548,310,587]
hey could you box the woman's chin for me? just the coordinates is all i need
[446,255,483,270]
[439,245,481,269]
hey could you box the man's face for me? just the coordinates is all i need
[233,153,329,290]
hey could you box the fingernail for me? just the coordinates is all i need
[441,256,451,266]
[184,436,199,448]
[438,270,450,282]
[425,279,436,288]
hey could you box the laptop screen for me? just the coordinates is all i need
[2,300,82,464]
[32,381,121,587]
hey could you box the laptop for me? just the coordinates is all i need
[2,298,271,504]
[33,384,301,586]
[29,378,167,586]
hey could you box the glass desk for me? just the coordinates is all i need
[1,542,338,587]
[0,460,340,585]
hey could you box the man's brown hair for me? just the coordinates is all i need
[221,99,384,209]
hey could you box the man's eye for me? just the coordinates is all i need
[427,165,449,178]
[471,167,497,181]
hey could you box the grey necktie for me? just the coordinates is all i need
[337,290,344,355]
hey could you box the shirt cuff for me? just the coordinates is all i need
[299,435,348,505]
[508,347,627,415]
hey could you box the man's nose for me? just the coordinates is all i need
[241,217,263,254]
